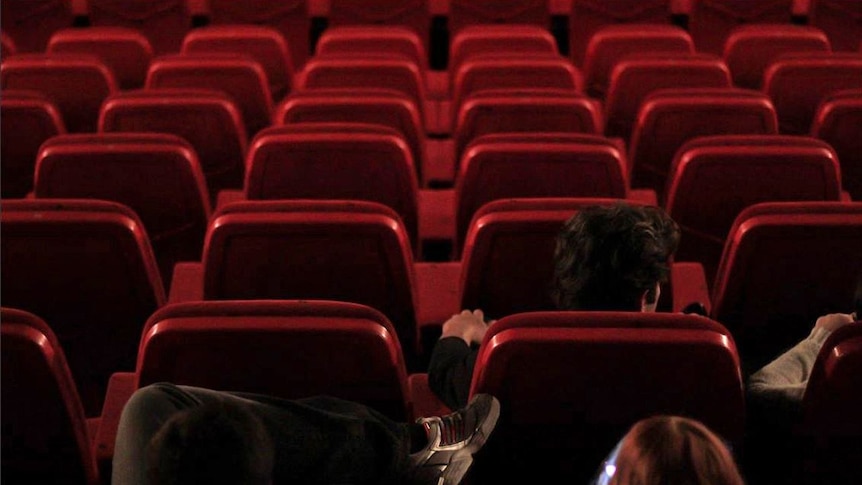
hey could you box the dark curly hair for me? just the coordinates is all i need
[552,203,680,311]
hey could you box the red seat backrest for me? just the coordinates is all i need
[711,201,862,369]
[136,300,411,420]
[583,24,694,99]
[722,24,831,89]
[1,307,99,485]
[763,52,862,134]
[455,134,629,247]
[99,88,248,200]
[459,197,626,317]
[47,27,153,90]
[0,199,165,415]
[34,133,211,285]
[274,88,425,184]
[629,87,778,198]
[0,53,118,133]
[0,90,66,198]
[469,310,743,483]
[0,0,75,52]
[811,88,862,200]
[201,200,419,363]
[453,88,603,168]
[146,54,274,136]
[326,0,429,52]
[243,124,419,251]
[604,53,731,142]
[667,135,842,284]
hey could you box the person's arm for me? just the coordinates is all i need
[428,310,489,410]
[748,313,853,405]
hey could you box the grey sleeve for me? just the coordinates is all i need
[746,327,831,422]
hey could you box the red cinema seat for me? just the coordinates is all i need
[763,52,862,134]
[686,0,794,55]
[455,134,644,249]
[239,123,419,252]
[1,90,66,198]
[99,88,248,200]
[806,0,862,52]
[722,24,831,89]
[136,300,411,420]
[47,27,153,90]
[457,197,708,318]
[453,89,603,170]
[0,0,76,52]
[33,133,211,288]
[604,54,731,142]
[448,24,558,76]
[667,135,842,284]
[169,200,420,366]
[0,199,166,416]
[583,24,694,99]
[146,54,274,136]
[448,0,550,34]
[468,311,744,484]
[451,56,583,129]
[459,197,623,318]
[86,0,193,54]
[297,57,431,132]
[94,299,412,473]
[629,87,779,198]
[182,25,295,101]
[274,88,427,186]
[1,308,99,485]
[710,201,862,371]
[206,0,309,70]
[0,53,118,133]
[326,0,430,54]
[315,25,427,69]
[569,0,674,66]
[811,89,862,201]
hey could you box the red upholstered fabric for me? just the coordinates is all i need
[1,90,66,198]
[687,0,794,55]
[0,199,165,415]
[1,307,99,485]
[711,201,862,369]
[87,0,192,54]
[34,133,211,287]
[136,300,411,420]
[469,311,743,483]
[99,88,248,201]
[48,27,153,90]
[1,53,118,133]
[811,89,862,200]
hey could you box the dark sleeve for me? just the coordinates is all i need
[427,337,478,410]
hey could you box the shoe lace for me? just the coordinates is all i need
[438,410,468,446]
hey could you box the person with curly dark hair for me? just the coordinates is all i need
[428,203,681,410]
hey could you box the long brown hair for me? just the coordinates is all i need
[609,416,744,485]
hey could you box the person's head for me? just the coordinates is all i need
[596,415,744,485]
[553,203,680,312]
[146,401,274,485]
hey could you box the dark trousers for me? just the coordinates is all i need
[112,383,412,485]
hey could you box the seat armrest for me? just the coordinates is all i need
[95,372,137,477]
[215,189,246,211]
[671,262,712,314]
[408,373,453,421]
[169,262,204,302]
[629,189,658,207]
